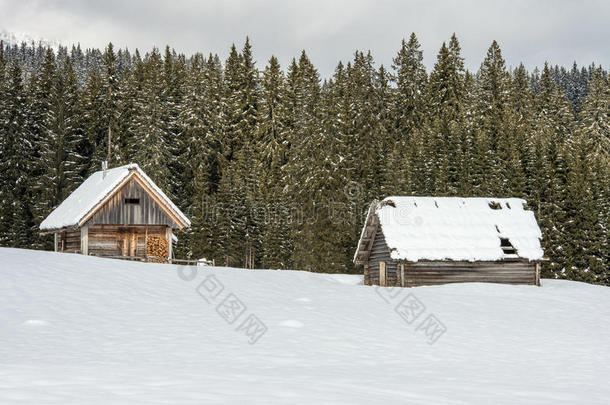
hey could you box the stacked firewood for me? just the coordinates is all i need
[147,236,168,262]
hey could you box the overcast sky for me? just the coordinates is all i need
[1,0,608,77]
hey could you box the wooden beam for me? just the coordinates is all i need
[81,226,89,255]
[353,201,379,265]
[40,226,80,236]
[166,227,173,260]
[379,261,386,287]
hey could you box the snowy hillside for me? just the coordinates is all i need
[1,248,609,404]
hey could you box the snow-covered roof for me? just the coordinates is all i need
[40,163,190,231]
[355,196,544,263]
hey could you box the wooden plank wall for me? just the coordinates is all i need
[59,229,81,253]
[403,260,537,286]
[84,178,180,228]
[88,225,167,257]
[367,225,397,286]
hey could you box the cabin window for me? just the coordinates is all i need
[500,238,516,255]
[125,198,140,205]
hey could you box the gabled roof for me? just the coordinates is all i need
[40,164,190,231]
[354,196,544,264]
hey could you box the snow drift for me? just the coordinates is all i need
[0,248,608,404]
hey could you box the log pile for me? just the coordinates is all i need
[147,236,168,262]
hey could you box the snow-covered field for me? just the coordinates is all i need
[1,248,609,404]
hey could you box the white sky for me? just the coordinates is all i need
[1,0,608,77]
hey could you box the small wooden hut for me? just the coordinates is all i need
[40,163,190,260]
[354,197,544,287]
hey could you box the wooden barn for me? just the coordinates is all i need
[354,197,544,287]
[40,163,190,260]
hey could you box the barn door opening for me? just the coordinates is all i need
[379,261,387,286]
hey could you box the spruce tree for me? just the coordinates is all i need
[99,42,120,166]
[579,70,610,156]
[162,47,187,204]
[473,41,510,195]
[221,44,244,164]
[34,56,84,249]
[528,63,575,278]
[504,64,534,198]
[130,48,172,191]
[392,33,427,141]
[80,68,106,176]
[426,37,465,194]
[179,53,222,260]
[283,50,330,271]
[570,70,610,282]
[114,51,142,164]
[0,61,32,246]
[258,56,294,268]
[258,55,289,190]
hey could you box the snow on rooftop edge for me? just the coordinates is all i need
[360,196,543,262]
[39,164,190,231]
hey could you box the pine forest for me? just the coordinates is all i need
[0,34,608,284]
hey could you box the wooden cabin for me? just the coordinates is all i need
[354,197,544,287]
[40,163,190,260]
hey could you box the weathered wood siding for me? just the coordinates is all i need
[88,224,167,257]
[58,229,81,253]
[367,225,398,286]
[84,178,180,228]
[88,225,121,257]
[403,260,537,286]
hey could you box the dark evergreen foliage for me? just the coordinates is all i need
[0,37,608,284]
